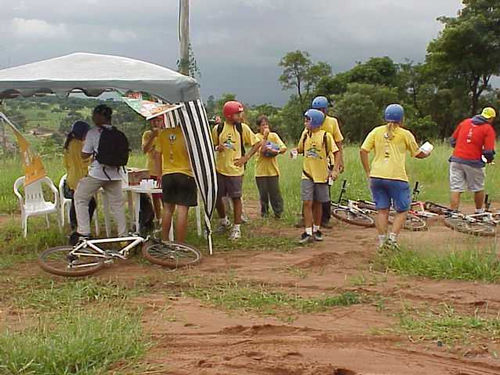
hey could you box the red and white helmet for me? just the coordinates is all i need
[223,101,244,119]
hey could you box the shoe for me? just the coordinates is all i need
[321,221,333,229]
[69,232,90,247]
[379,238,400,252]
[313,231,323,242]
[215,221,232,234]
[229,228,241,241]
[298,232,314,245]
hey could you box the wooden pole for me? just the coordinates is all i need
[179,0,190,76]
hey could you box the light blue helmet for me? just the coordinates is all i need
[312,96,329,110]
[385,104,404,123]
[304,109,325,129]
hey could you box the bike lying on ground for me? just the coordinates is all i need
[331,180,427,231]
[425,195,498,237]
[39,233,202,277]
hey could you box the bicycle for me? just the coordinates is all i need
[38,233,202,277]
[424,195,497,237]
[330,180,376,228]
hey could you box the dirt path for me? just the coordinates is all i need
[3,209,500,374]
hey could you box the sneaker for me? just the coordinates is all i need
[313,231,324,242]
[379,238,400,252]
[215,221,232,234]
[69,232,90,246]
[229,228,241,241]
[298,232,314,245]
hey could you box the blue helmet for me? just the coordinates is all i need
[312,96,329,110]
[304,109,325,129]
[385,104,404,123]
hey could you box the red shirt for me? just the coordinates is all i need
[452,118,496,161]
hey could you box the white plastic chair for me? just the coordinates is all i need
[58,174,101,235]
[14,176,61,238]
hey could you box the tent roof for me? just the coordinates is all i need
[0,52,200,103]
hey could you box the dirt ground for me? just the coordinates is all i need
[3,206,500,375]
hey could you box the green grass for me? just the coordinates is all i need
[397,305,500,349]
[377,244,500,282]
[0,307,147,375]
[185,279,362,316]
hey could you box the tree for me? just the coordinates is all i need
[279,51,313,103]
[205,95,216,118]
[426,0,500,114]
[215,93,237,115]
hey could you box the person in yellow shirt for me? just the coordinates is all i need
[360,104,430,249]
[62,121,95,231]
[293,109,340,244]
[254,115,287,218]
[142,121,163,221]
[149,116,196,243]
[212,101,261,240]
[311,96,345,228]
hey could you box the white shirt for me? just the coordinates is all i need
[83,125,125,181]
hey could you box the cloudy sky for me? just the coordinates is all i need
[0,0,462,105]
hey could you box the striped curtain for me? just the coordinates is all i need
[163,100,217,254]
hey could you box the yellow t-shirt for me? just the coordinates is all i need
[255,132,287,177]
[63,139,90,190]
[141,130,159,176]
[321,116,344,143]
[154,127,193,177]
[360,125,420,182]
[212,122,260,177]
[297,130,338,183]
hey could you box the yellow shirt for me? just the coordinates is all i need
[297,129,338,183]
[154,127,193,177]
[255,132,287,177]
[63,139,90,190]
[141,130,159,176]
[361,125,420,182]
[212,122,260,177]
[321,116,344,143]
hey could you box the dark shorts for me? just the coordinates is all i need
[217,173,243,199]
[370,178,410,212]
[162,173,197,207]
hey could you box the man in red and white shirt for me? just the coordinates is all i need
[449,107,496,212]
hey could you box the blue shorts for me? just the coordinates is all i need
[370,178,411,212]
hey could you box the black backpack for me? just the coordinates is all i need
[216,122,245,157]
[96,126,130,167]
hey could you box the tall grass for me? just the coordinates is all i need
[0,307,147,375]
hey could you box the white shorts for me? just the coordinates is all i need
[449,162,485,193]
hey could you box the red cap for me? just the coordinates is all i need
[223,101,244,119]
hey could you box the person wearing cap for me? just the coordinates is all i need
[308,96,344,228]
[449,107,497,212]
[360,104,430,250]
[63,121,96,231]
[73,104,128,244]
[212,101,261,240]
[294,109,339,245]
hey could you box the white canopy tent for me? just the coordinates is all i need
[0,52,217,253]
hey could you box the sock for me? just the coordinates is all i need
[378,235,386,247]
[305,227,313,236]
[388,232,398,242]
[220,217,230,226]
[475,208,485,214]
[313,225,320,233]
[233,224,241,232]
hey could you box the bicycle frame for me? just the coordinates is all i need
[70,235,148,262]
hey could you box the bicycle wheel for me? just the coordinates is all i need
[444,217,496,237]
[142,241,201,268]
[39,246,105,277]
[404,213,427,231]
[331,205,375,227]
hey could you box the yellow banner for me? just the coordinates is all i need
[0,112,46,186]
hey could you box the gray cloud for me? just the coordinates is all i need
[0,0,462,105]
